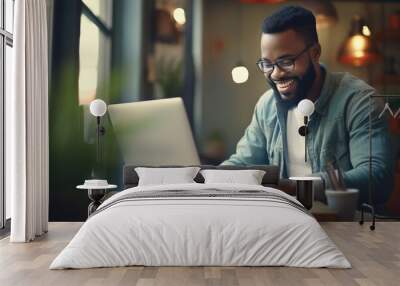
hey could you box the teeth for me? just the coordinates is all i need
[276,79,294,89]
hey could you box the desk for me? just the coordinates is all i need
[311,201,337,221]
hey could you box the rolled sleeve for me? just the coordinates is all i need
[344,89,393,204]
[222,99,268,166]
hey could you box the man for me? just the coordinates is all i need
[222,6,393,206]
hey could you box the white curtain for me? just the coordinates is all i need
[7,0,49,242]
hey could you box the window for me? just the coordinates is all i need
[79,15,100,105]
[79,0,112,105]
[82,0,112,29]
[1,0,14,230]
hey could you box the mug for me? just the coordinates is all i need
[326,189,359,220]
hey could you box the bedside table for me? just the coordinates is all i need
[77,180,117,217]
[289,176,322,210]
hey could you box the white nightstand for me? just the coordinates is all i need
[77,180,117,217]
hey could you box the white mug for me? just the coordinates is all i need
[325,189,359,220]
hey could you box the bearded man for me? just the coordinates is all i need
[222,6,393,207]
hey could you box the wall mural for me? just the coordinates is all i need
[49,0,400,222]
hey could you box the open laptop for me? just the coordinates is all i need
[108,97,200,165]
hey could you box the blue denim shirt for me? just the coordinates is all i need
[222,66,394,204]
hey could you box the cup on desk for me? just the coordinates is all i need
[325,189,359,220]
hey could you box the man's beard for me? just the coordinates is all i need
[267,62,316,110]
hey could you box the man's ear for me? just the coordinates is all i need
[311,43,321,61]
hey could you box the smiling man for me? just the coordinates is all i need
[222,6,393,206]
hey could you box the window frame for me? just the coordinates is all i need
[81,1,111,38]
[78,0,112,105]
[1,0,14,231]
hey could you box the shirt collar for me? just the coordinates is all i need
[313,64,335,116]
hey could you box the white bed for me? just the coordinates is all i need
[50,183,351,269]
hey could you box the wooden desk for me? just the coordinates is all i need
[311,201,337,221]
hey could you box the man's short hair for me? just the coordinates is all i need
[261,6,319,45]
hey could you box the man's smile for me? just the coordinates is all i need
[274,78,298,95]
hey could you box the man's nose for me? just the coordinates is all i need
[268,65,286,81]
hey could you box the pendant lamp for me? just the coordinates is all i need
[338,15,381,67]
[302,0,338,29]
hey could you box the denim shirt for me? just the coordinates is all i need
[222,66,394,204]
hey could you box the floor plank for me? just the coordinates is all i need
[0,222,399,286]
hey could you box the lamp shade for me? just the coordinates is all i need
[302,0,338,29]
[297,99,315,117]
[173,8,186,25]
[231,64,249,84]
[89,99,107,117]
[338,15,381,67]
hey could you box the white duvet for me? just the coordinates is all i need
[50,183,351,269]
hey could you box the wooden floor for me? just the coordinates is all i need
[0,222,399,286]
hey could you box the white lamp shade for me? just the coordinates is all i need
[231,65,249,84]
[89,99,107,117]
[173,8,186,25]
[297,99,315,117]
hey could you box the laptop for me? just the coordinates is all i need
[108,97,200,165]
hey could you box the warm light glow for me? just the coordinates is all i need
[353,50,365,58]
[350,35,367,51]
[315,14,337,30]
[338,16,380,67]
[173,8,186,25]
[362,25,371,37]
[303,0,338,30]
[316,15,332,29]
[231,66,249,84]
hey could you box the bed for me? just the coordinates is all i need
[50,165,350,269]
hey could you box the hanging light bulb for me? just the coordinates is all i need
[173,8,186,25]
[338,15,381,67]
[232,63,249,84]
[362,25,371,37]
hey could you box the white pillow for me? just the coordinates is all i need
[200,169,266,185]
[135,167,201,186]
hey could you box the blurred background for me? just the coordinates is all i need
[48,0,400,220]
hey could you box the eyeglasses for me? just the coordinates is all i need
[256,45,312,75]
